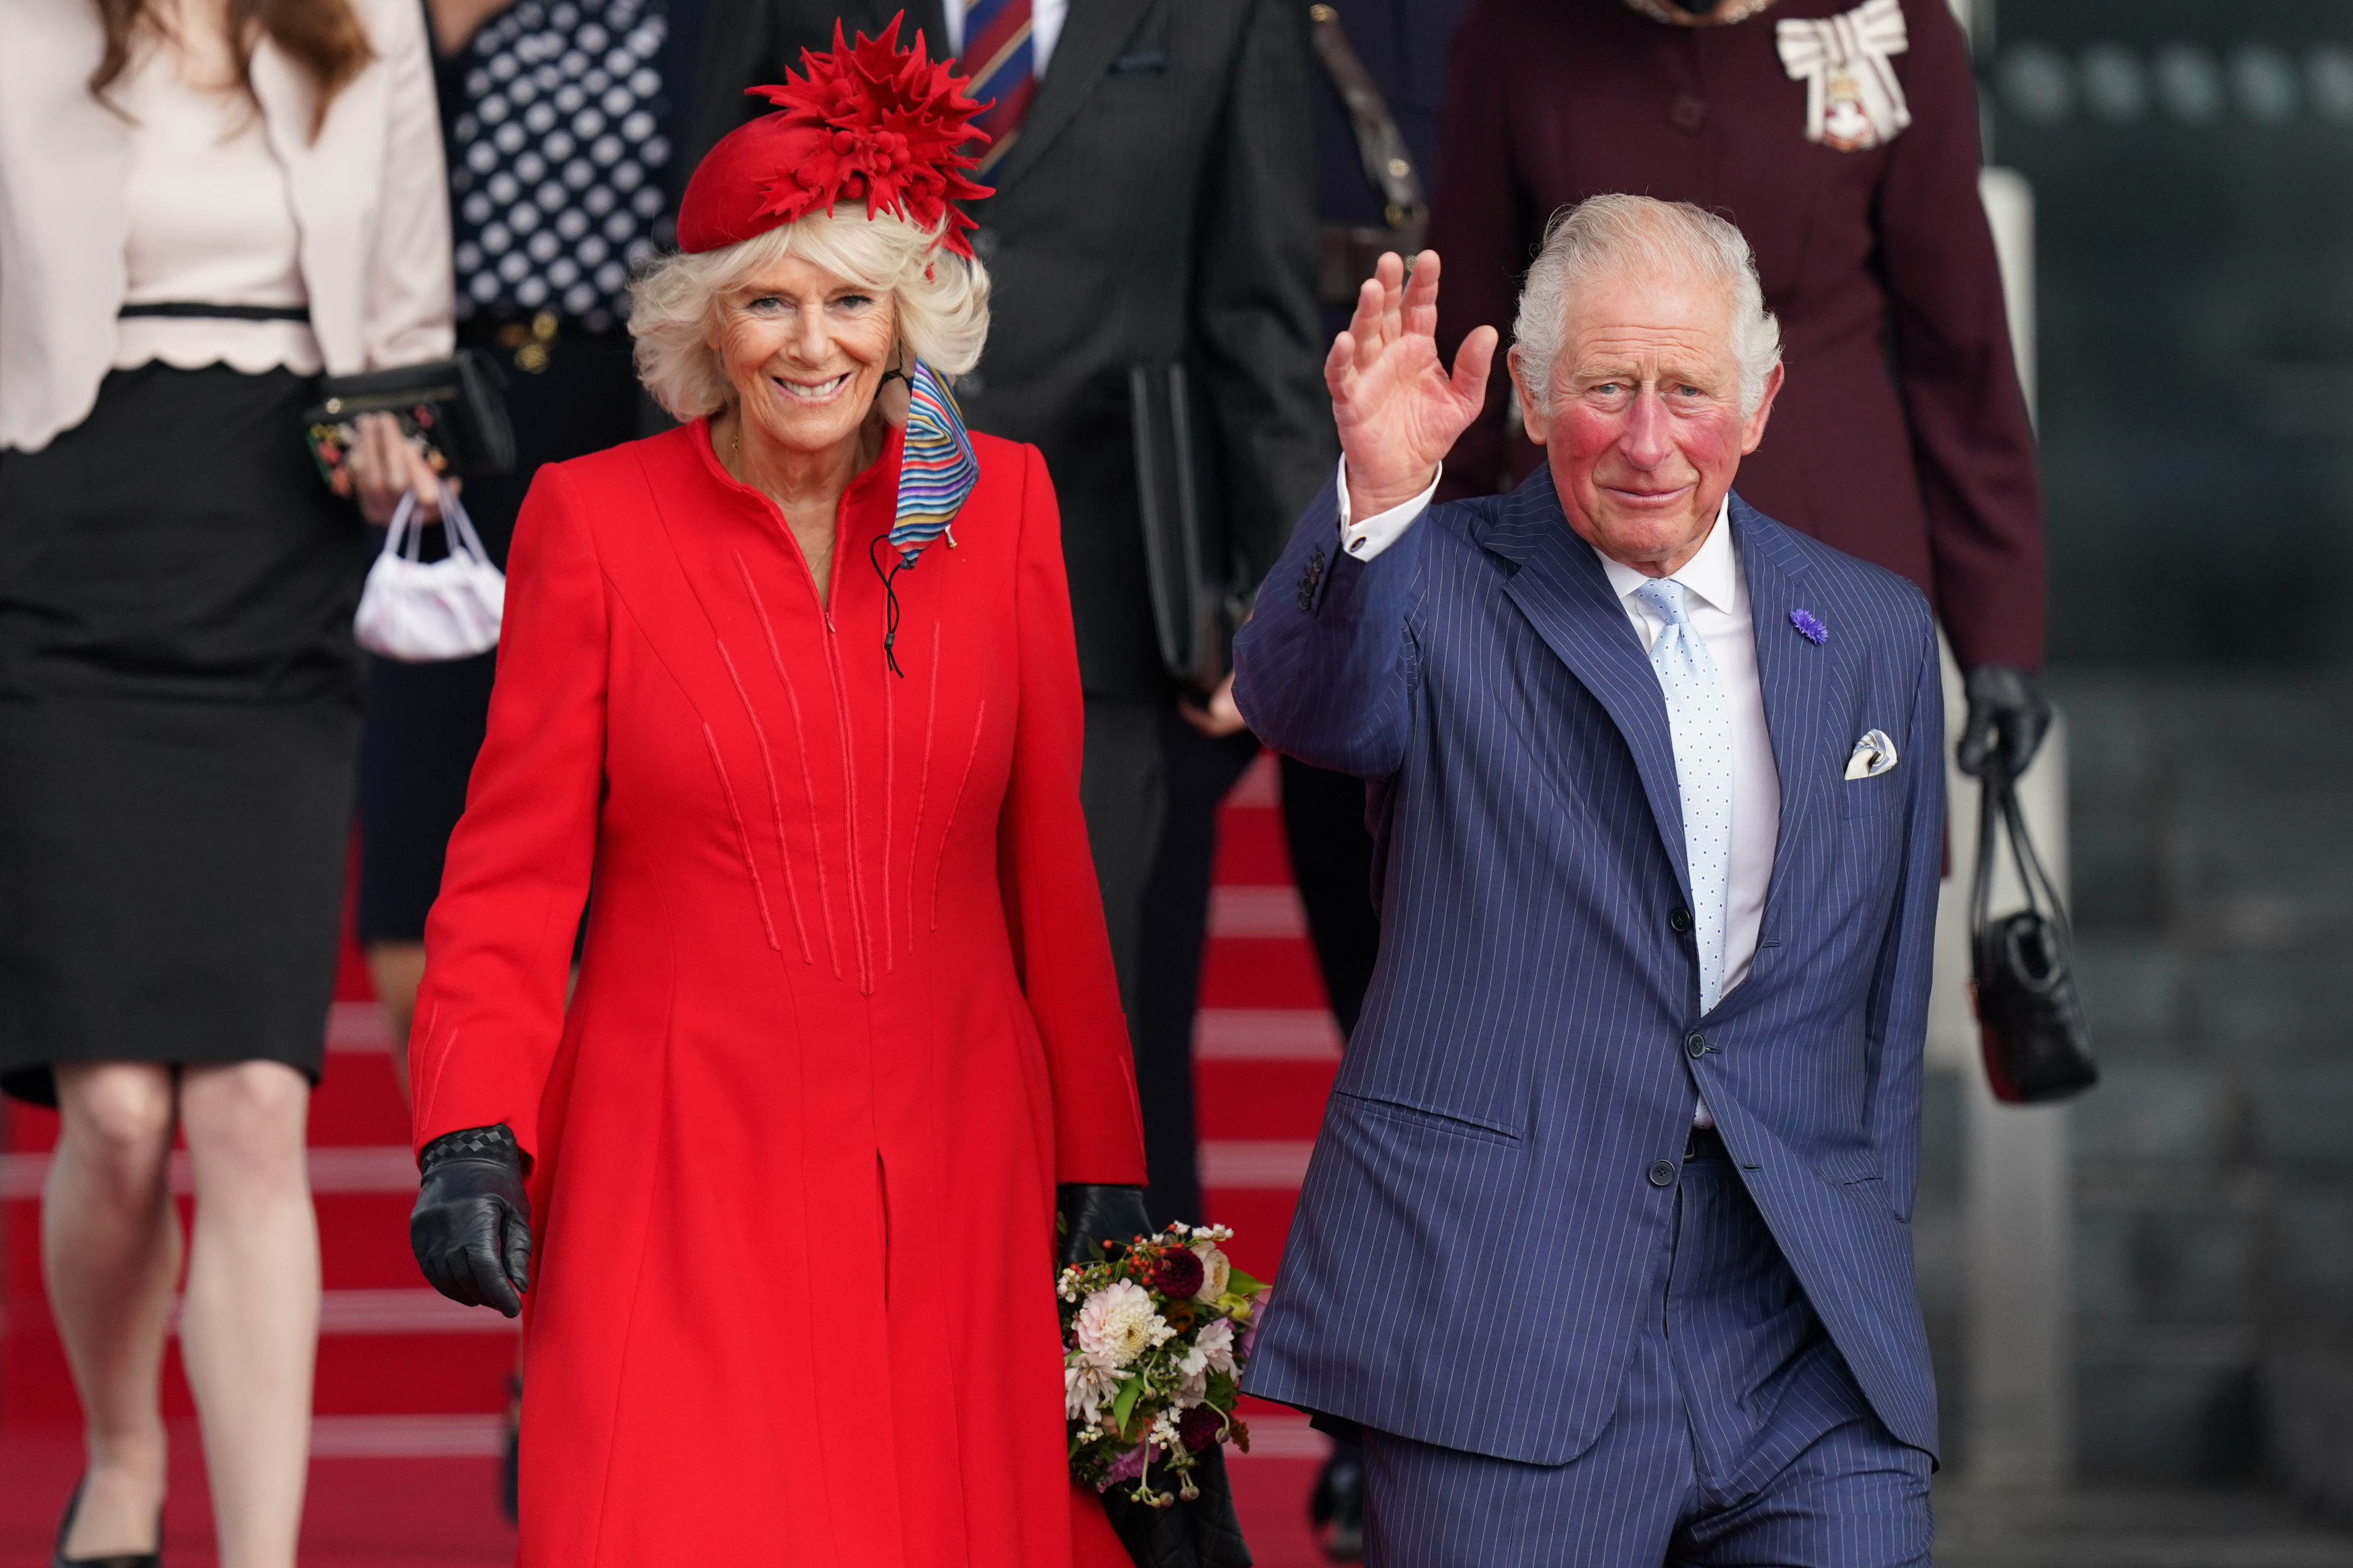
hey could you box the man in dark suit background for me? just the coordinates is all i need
[777,0,1330,1021]
[1127,0,1470,1255]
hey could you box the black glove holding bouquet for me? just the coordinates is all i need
[1056,1183,1254,1568]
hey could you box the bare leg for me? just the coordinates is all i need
[365,939,427,1107]
[46,1063,181,1559]
[177,1061,319,1568]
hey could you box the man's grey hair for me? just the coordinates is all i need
[1511,194,1783,418]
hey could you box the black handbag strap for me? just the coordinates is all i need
[1970,766,2074,954]
[1308,5,1429,246]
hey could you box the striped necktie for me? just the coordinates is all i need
[965,0,1037,171]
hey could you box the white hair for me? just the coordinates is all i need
[1511,194,1783,418]
[628,204,991,422]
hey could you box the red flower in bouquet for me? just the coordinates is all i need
[1176,1404,1225,1453]
[1148,1247,1206,1301]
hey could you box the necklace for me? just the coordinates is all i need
[1620,0,1779,26]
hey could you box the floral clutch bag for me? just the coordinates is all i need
[303,350,516,497]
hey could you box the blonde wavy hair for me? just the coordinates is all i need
[629,205,991,422]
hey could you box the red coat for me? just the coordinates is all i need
[1434,0,2046,671]
[409,420,1146,1567]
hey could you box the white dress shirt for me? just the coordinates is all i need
[1337,463,1782,1003]
[943,0,1068,76]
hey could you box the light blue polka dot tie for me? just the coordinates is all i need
[1633,579,1732,1014]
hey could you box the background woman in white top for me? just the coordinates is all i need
[0,0,450,1562]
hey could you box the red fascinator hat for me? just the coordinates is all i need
[676,13,992,259]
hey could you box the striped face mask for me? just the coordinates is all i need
[871,359,980,675]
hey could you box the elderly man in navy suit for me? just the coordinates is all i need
[1234,194,1942,1567]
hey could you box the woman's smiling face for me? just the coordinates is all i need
[709,253,899,458]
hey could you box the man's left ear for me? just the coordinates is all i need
[1739,360,1786,456]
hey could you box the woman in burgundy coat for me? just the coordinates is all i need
[396,25,1234,1566]
[1434,0,2053,775]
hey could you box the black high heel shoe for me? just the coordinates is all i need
[52,1477,162,1568]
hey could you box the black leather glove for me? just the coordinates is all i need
[1101,1442,1253,1568]
[411,1123,532,1317]
[1956,663,2053,782]
[1056,1182,1154,1268]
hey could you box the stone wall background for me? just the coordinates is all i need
[1914,673,2353,1491]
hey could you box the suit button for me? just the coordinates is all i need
[1685,1032,1709,1059]
[1669,907,1693,934]
[1647,1159,1678,1188]
[972,226,1000,260]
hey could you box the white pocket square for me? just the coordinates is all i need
[1845,729,1899,780]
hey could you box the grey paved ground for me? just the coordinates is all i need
[1936,1485,2353,1568]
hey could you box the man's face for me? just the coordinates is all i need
[1513,270,1782,577]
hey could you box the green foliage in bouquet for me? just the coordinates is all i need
[1059,1222,1267,1508]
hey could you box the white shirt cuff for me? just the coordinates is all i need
[1334,457,1442,563]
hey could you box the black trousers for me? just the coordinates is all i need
[1131,719,1381,1228]
[355,330,638,942]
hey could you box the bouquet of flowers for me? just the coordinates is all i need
[1060,1222,1267,1508]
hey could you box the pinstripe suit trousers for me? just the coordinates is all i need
[1359,1148,1933,1568]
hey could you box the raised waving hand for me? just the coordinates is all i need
[1328,250,1498,518]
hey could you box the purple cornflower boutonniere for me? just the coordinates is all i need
[1790,609,1829,646]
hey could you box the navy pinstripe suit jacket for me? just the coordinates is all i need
[1231,464,1944,1464]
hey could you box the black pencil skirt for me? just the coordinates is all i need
[0,364,368,1106]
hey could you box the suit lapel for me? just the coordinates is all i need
[1485,470,1693,900]
[1731,495,1832,926]
[980,0,1153,194]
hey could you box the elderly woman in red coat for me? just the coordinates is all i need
[400,24,1213,1567]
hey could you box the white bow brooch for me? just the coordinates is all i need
[1776,0,1911,153]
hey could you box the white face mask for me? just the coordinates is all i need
[354,485,506,663]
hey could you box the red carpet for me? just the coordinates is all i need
[0,754,1339,1565]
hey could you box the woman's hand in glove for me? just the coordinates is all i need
[411,1123,532,1317]
[1056,1183,1154,1268]
[1956,663,2053,781]
[1101,1443,1254,1568]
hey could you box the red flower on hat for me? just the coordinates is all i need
[696,13,991,259]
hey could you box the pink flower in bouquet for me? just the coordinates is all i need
[1177,1405,1226,1452]
[1189,1317,1237,1377]
[1103,1442,1150,1484]
[1148,1246,1206,1301]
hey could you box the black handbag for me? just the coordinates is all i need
[303,349,517,497]
[1970,768,2099,1104]
[1129,362,1244,688]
